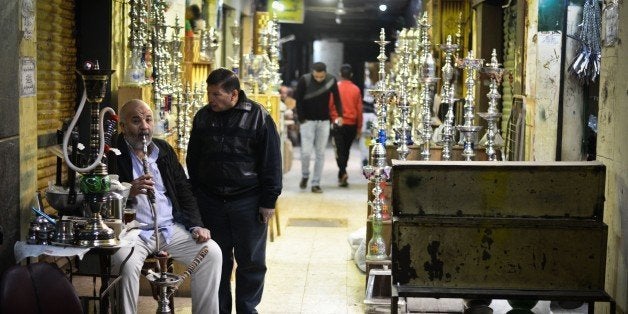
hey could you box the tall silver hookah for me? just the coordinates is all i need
[455,51,484,161]
[478,49,505,161]
[439,35,459,161]
[395,30,412,160]
[362,28,394,261]
[140,135,211,313]
[417,13,439,161]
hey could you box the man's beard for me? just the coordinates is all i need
[125,133,151,151]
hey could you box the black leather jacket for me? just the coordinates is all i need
[186,90,282,209]
[112,136,204,230]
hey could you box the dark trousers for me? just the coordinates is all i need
[332,124,358,177]
[196,191,268,314]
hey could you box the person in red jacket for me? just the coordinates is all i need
[330,64,363,187]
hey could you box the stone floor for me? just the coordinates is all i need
[74,144,593,313]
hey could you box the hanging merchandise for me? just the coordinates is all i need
[568,0,602,84]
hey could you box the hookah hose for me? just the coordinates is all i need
[166,246,210,298]
[141,135,163,270]
[62,89,117,173]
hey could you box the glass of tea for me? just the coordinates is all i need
[123,208,136,224]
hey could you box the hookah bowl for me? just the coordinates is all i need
[146,262,184,314]
[145,270,182,314]
[368,88,388,145]
[77,164,117,246]
[75,66,118,247]
[145,247,209,313]
[456,124,483,161]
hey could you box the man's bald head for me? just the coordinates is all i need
[120,99,152,123]
[119,99,154,150]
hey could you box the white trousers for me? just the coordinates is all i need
[112,223,222,314]
[300,120,330,186]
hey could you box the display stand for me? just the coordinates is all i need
[15,240,133,313]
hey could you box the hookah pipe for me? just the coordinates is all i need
[157,246,209,299]
[141,135,166,272]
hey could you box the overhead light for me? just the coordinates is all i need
[335,0,346,15]
[335,16,342,24]
[272,0,285,12]
[379,4,388,12]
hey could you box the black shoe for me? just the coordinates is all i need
[339,174,349,187]
[299,177,308,189]
[311,186,323,193]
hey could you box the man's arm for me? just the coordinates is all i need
[330,78,343,118]
[257,114,282,209]
[186,112,201,186]
[356,87,364,132]
[295,77,306,123]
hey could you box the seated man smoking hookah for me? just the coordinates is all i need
[111,99,222,313]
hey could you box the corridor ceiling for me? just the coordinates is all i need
[281,0,415,42]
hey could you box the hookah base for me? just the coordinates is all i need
[76,220,118,247]
[77,236,118,247]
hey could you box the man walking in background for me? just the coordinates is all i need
[295,62,343,193]
[330,64,363,187]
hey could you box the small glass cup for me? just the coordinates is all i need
[123,208,136,224]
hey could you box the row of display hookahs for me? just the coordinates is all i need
[363,12,506,262]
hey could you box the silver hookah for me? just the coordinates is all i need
[439,35,459,161]
[478,49,505,161]
[417,13,439,161]
[362,143,391,261]
[176,83,191,154]
[241,51,260,94]
[170,16,184,99]
[177,83,204,159]
[229,19,241,73]
[455,50,484,161]
[388,30,404,146]
[200,27,220,62]
[257,28,272,94]
[413,12,430,145]
[170,16,184,143]
[407,28,421,144]
[150,0,170,135]
[395,30,412,160]
[267,16,283,92]
[126,0,148,85]
[419,51,439,161]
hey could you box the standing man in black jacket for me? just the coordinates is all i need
[187,68,283,314]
